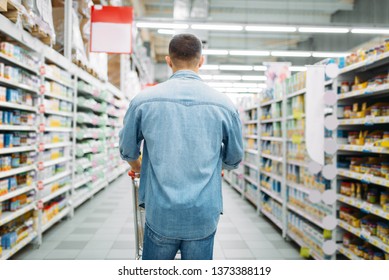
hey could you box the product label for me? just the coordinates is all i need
[40,65,46,76]
[39,85,45,95]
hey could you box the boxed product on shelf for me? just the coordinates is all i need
[45,115,71,128]
[41,163,67,179]
[0,212,35,250]
[262,195,282,220]
[42,195,67,225]
[45,80,72,99]
[45,64,72,85]
[262,141,282,157]
[339,155,389,179]
[0,42,39,70]
[43,98,72,113]
[286,71,306,94]
[342,232,388,260]
[0,109,35,126]
[0,151,36,171]
[42,147,68,161]
[43,132,70,144]
[261,159,282,177]
[0,132,36,148]
[1,191,34,214]
[261,123,282,137]
[0,171,35,197]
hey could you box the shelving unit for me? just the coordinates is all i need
[0,13,130,259]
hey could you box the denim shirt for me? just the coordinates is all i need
[119,70,243,240]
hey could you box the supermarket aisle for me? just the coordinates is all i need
[13,175,302,260]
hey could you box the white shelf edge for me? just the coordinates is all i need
[338,116,389,125]
[338,144,389,154]
[0,165,35,179]
[260,136,283,142]
[44,142,72,150]
[338,194,389,221]
[287,204,325,228]
[44,92,74,103]
[261,170,282,182]
[260,99,282,107]
[0,185,35,203]
[0,77,39,93]
[0,52,39,74]
[42,207,70,233]
[260,186,282,204]
[42,157,72,168]
[260,118,282,124]
[42,171,71,185]
[337,168,389,188]
[243,175,258,186]
[244,134,258,139]
[0,101,37,112]
[287,88,306,98]
[41,185,71,203]
[0,231,37,260]
[287,231,324,260]
[74,176,92,189]
[245,149,258,155]
[261,153,283,162]
[45,127,72,132]
[244,192,258,206]
[287,159,307,167]
[44,74,73,89]
[0,145,36,155]
[0,203,35,226]
[286,181,310,194]
[339,52,389,75]
[244,105,258,111]
[338,245,362,260]
[261,209,282,229]
[0,125,36,132]
[243,120,258,125]
[242,161,258,170]
[44,110,73,118]
[338,83,389,100]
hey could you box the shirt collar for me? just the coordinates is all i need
[169,70,202,81]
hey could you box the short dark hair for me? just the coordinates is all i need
[168,34,202,66]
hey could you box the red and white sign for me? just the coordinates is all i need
[90,6,133,54]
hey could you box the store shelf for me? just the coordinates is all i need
[287,231,323,260]
[242,161,257,170]
[0,185,35,203]
[338,144,389,154]
[339,52,389,75]
[243,175,258,186]
[42,207,70,233]
[0,203,35,226]
[260,186,282,204]
[243,120,258,125]
[0,77,39,93]
[231,182,243,194]
[287,159,307,167]
[44,110,73,118]
[244,192,258,206]
[44,92,73,103]
[286,114,305,120]
[261,136,283,142]
[245,148,258,154]
[287,88,306,99]
[0,165,35,179]
[338,116,389,125]
[261,117,282,124]
[261,170,282,182]
[42,157,72,168]
[45,74,73,89]
[262,153,283,162]
[260,99,282,107]
[77,161,92,172]
[244,105,258,111]
[338,194,389,221]
[261,209,282,229]
[338,168,389,188]
[338,83,389,101]
[42,171,71,185]
[338,245,363,260]
[0,145,36,155]
[41,185,71,203]
[74,176,92,189]
[338,220,389,253]
[0,125,36,131]
[0,101,37,112]
[73,179,107,209]
[0,52,38,74]
[244,134,258,139]
[287,204,325,228]
[286,181,310,194]
[45,127,72,133]
[0,231,37,260]
[44,142,72,150]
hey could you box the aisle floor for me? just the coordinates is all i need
[13,175,302,260]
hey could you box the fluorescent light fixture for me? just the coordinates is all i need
[212,75,242,81]
[246,25,297,32]
[200,65,219,70]
[136,22,189,29]
[219,65,253,71]
[289,66,307,72]
[202,49,229,55]
[207,82,233,87]
[351,28,389,34]
[241,76,267,81]
[199,75,213,80]
[271,51,311,57]
[233,83,259,88]
[229,50,270,56]
[312,52,350,58]
[254,66,267,71]
[298,27,349,33]
[157,29,176,35]
[191,24,243,31]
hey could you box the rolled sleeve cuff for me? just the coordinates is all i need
[222,161,240,170]
[120,151,140,162]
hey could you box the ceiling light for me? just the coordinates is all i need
[202,49,229,55]
[289,66,307,72]
[241,76,267,81]
[229,50,270,56]
[312,52,350,58]
[191,24,243,31]
[298,27,349,33]
[246,25,297,32]
[207,82,233,87]
[157,29,176,35]
[200,65,219,70]
[271,51,311,57]
[219,65,253,71]
[212,75,242,81]
[351,28,389,34]
[199,75,213,80]
[136,22,189,29]
[233,83,259,88]
[254,66,267,71]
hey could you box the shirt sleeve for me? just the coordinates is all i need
[222,112,244,170]
[119,103,143,162]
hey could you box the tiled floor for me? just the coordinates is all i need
[12,175,302,260]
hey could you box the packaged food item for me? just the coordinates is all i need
[341,81,350,93]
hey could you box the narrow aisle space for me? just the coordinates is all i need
[12,175,302,260]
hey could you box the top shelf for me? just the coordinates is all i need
[339,52,389,75]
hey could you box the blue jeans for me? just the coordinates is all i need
[142,223,216,260]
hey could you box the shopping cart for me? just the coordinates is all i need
[129,171,144,260]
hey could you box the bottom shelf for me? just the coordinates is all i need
[0,232,37,260]
[287,231,324,260]
[42,207,70,233]
[244,192,258,207]
[338,245,362,260]
[261,209,282,229]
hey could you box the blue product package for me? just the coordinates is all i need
[4,134,12,147]
[8,177,17,191]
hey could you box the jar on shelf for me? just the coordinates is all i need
[371,165,382,177]
[344,106,352,118]
[367,189,378,204]
[382,162,389,179]
[370,105,381,117]
[341,81,350,93]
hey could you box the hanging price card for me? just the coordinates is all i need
[39,123,45,132]
[38,162,44,171]
[39,104,45,114]
[38,143,45,152]
[300,247,311,258]
[92,147,98,153]
[37,181,44,191]
[37,200,44,210]
[40,65,46,76]
[39,85,45,95]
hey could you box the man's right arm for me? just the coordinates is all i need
[222,112,243,170]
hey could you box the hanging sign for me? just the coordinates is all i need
[90,6,133,53]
